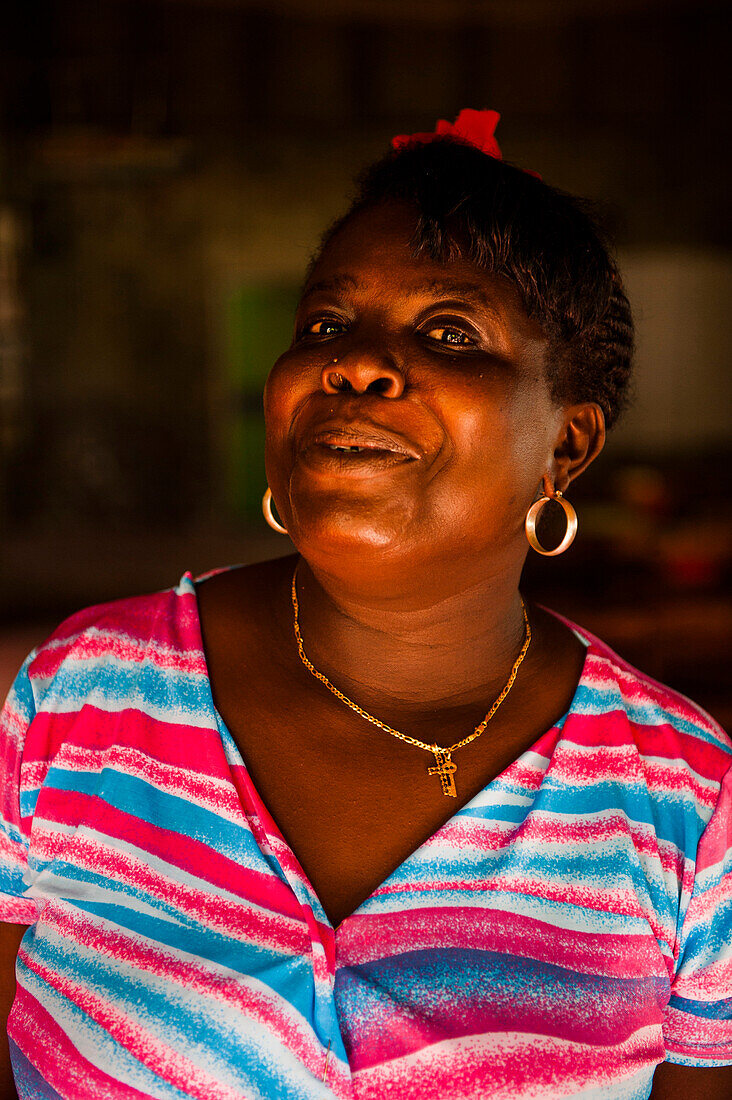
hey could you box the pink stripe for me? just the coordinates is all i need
[0,738,22,826]
[695,767,732,872]
[34,741,242,816]
[545,744,719,807]
[32,632,207,678]
[24,707,228,773]
[352,1026,660,1100]
[0,702,29,747]
[640,762,719,805]
[664,1005,732,1057]
[225,762,337,980]
[561,709,653,748]
[435,813,685,878]
[681,872,732,923]
[228,762,325,907]
[367,877,673,952]
[343,986,662,1073]
[578,647,728,742]
[38,787,303,921]
[562,708,729,780]
[337,905,670,980]
[0,898,38,923]
[227,761,337,973]
[32,585,196,645]
[32,827,311,952]
[0,831,29,867]
[10,983,153,1099]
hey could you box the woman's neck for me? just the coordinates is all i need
[290,556,529,715]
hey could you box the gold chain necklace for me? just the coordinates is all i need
[291,569,531,798]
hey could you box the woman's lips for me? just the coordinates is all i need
[302,443,414,474]
[310,426,420,458]
[300,425,421,475]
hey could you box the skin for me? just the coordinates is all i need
[1,200,728,1097]
[0,924,21,1100]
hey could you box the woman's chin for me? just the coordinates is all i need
[282,472,415,554]
[288,500,415,565]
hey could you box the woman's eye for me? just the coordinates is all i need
[424,326,474,347]
[303,319,346,337]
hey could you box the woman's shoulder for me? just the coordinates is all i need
[0,576,211,776]
[26,575,200,687]
[552,609,731,788]
[17,567,262,724]
[22,558,294,699]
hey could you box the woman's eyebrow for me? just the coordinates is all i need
[412,279,501,310]
[299,274,502,320]
[299,274,359,303]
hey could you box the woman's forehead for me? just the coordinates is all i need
[304,203,541,336]
[308,201,432,278]
[308,205,487,294]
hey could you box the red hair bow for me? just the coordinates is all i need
[391,108,502,159]
[391,108,541,179]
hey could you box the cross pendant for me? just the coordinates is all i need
[428,747,458,798]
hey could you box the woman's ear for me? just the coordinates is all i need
[551,403,606,492]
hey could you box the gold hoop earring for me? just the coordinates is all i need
[262,487,288,535]
[525,490,577,556]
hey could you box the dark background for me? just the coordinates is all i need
[0,0,730,722]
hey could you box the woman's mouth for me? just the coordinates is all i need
[306,442,414,471]
[311,425,420,456]
[300,425,420,474]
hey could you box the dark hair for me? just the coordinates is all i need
[317,139,634,429]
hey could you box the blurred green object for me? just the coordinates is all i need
[225,282,299,521]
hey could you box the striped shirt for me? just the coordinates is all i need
[1,571,730,1099]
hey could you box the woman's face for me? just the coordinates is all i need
[264,201,568,589]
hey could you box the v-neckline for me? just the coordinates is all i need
[182,570,593,933]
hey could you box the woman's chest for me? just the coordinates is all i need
[21,729,676,1100]
[214,675,567,929]
[196,565,593,929]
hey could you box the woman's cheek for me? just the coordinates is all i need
[264,361,299,440]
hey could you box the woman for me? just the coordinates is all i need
[0,110,729,1100]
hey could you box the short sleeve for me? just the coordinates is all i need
[663,763,732,1066]
[0,653,41,924]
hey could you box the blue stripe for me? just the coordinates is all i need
[571,683,722,745]
[40,769,270,868]
[534,782,706,848]
[24,856,301,958]
[5,656,37,722]
[0,812,30,849]
[38,660,212,720]
[67,898,317,1021]
[668,993,732,1021]
[19,788,40,818]
[335,946,668,1032]
[384,843,677,919]
[16,956,193,1100]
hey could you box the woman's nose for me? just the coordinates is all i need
[321,352,405,398]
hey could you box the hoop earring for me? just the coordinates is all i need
[262,487,288,534]
[525,490,577,556]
